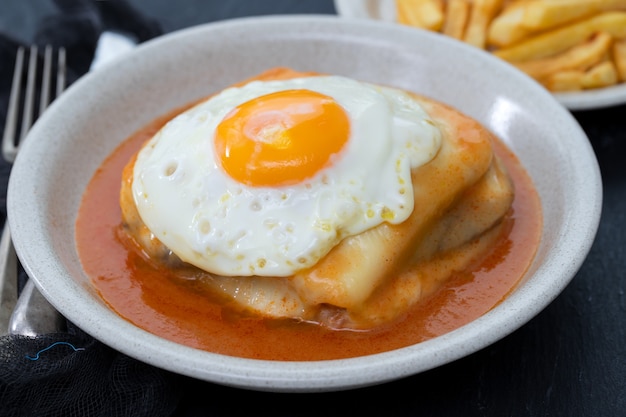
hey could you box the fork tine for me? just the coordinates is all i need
[39,45,53,116]
[19,45,38,145]
[57,47,67,98]
[1,46,67,164]
[1,47,25,163]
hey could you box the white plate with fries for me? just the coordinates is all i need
[335,0,626,110]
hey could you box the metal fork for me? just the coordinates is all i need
[0,45,67,335]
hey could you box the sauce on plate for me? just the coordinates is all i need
[75,84,542,362]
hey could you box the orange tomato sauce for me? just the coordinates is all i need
[75,81,542,362]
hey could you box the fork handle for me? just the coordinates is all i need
[8,278,66,336]
[0,222,18,332]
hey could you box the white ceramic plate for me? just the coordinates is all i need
[8,16,601,392]
[334,0,626,111]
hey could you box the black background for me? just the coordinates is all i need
[1,1,625,416]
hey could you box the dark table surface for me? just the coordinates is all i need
[1,1,625,416]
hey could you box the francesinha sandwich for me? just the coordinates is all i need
[118,68,514,330]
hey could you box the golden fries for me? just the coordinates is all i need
[581,60,619,88]
[544,60,619,91]
[396,0,445,31]
[513,32,612,80]
[442,0,470,39]
[463,0,504,48]
[544,71,585,92]
[394,0,626,92]
[613,38,626,81]
[488,1,534,48]
[522,0,626,31]
[494,12,626,62]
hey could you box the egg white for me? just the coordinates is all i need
[132,75,442,276]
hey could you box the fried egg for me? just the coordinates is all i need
[131,75,442,277]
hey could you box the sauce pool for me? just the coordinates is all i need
[76,103,542,362]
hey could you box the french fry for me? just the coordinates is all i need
[543,59,619,91]
[523,0,626,31]
[488,1,536,48]
[580,60,619,88]
[396,0,445,31]
[464,0,505,48]
[513,32,612,80]
[396,0,626,92]
[613,38,626,81]
[543,70,584,91]
[495,12,626,62]
[442,0,470,40]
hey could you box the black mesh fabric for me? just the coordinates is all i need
[0,2,186,416]
[0,324,183,417]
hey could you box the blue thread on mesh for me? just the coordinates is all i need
[25,341,85,360]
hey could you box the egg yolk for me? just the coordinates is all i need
[214,89,350,187]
